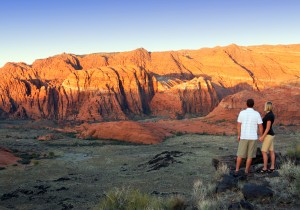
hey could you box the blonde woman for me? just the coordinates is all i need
[259,102,276,173]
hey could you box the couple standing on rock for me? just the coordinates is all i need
[235,99,275,176]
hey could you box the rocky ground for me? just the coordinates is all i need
[0,120,299,210]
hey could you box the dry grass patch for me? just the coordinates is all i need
[192,164,243,210]
[266,159,300,205]
[95,187,186,210]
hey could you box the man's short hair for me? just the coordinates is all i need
[246,99,254,107]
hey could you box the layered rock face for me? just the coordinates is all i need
[206,84,300,126]
[150,77,219,118]
[0,44,299,121]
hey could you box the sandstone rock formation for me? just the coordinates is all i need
[0,44,299,123]
[0,147,20,167]
[150,76,219,118]
[74,83,300,144]
[76,121,172,144]
[205,84,300,126]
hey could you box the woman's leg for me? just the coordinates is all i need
[262,135,275,170]
[269,150,275,169]
[262,151,268,170]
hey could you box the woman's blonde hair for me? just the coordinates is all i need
[264,101,273,112]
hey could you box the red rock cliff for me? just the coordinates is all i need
[0,44,299,121]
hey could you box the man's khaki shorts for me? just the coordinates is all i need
[261,135,275,152]
[237,139,258,158]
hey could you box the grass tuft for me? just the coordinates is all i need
[213,163,229,182]
[95,187,186,210]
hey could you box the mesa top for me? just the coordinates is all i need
[237,108,263,140]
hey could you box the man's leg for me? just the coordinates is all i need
[246,140,258,173]
[235,156,243,172]
[245,158,252,173]
[236,140,246,172]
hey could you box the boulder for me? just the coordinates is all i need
[242,183,273,202]
[228,200,254,210]
[216,175,238,193]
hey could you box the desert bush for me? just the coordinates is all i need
[296,173,300,197]
[286,144,300,159]
[48,151,55,158]
[193,180,234,210]
[193,168,244,210]
[213,163,229,182]
[266,177,294,204]
[95,187,185,210]
[266,159,300,204]
[215,119,226,124]
[174,131,185,136]
[33,160,39,166]
[279,159,300,182]
[31,153,40,159]
[64,132,77,138]
[192,179,219,210]
[17,158,31,165]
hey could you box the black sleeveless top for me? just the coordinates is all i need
[262,111,275,136]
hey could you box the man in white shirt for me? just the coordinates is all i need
[235,99,263,175]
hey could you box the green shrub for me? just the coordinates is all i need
[279,159,300,182]
[31,153,40,159]
[215,119,226,124]
[64,132,77,138]
[286,144,300,159]
[267,159,300,204]
[279,160,300,198]
[95,187,185,210]
[296,173,300,197]
[175,131,185,136]
[193,179,217,209]
[196,132,208,135]
[48,151,55,158]
[213,163,229,182]
[17,159,31,165]
[192,175,243,210]
[33,160,39,166]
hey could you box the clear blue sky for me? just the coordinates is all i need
[1,0,300,67]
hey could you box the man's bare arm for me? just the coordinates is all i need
[258,124,263,136]
[237,122,241,141]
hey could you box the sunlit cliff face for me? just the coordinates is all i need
[0,44,299,121]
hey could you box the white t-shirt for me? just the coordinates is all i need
[237,108,262,140]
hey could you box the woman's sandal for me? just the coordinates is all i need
[233,171,239,177]
[260,169,268,173]
[268,168,275,173]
